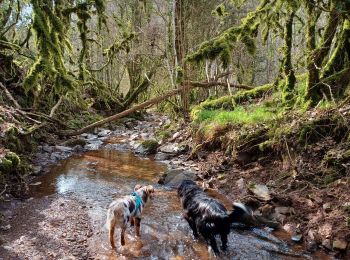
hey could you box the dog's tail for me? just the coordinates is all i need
[229,202,253,224]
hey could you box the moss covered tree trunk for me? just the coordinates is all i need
[322,18,350,78]
[173,0,189,119]
[305,0,342,104]
[281,11,296,102]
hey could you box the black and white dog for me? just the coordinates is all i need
[177,180,251,255]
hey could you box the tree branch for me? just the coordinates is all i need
[59,81,252,136]
[0,82,22,109]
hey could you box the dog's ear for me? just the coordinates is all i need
[134,184,143,191]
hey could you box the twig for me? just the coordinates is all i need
[49,95,64,117]
[0,82,22,109]
[0,184,7,197]
[15,109,42,124]
[283,136,298,179]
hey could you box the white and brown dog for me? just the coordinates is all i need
[106,184,155,249]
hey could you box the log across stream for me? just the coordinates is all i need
[0,146,330,259]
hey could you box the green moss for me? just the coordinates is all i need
[155,130,171,140]
[67,112,104,129]
[140,139,158,154]
[0,158,13,172]
[191,83,273,118]
[5,152,20,168]
[193,105,276,126]
[4,127,22,152]
[0,152,20,174]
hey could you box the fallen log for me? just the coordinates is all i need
[59,81,252,136]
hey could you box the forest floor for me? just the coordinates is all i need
[0,112,348,259]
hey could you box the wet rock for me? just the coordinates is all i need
[291,234,303,242]
[85,134,98,141]
[322,202,332,213]
[84,140,103,150]
[55,145,73,152]
[154,152,174,161]
[97,129,111,137]
[159,143,180,154]
[105,143,130,152]
[158,169,195,188]
[322,239,332,250]
[72,145,84,152]
[283,223,297,234]
[50,152,62,161]
[332,239,348,250]
[135,139,158,155]
[42,145,54,153]
[248,183,271,201]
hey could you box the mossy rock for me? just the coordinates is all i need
[0,152,21,173]
[3,126,24,152]
[136,139,159,155]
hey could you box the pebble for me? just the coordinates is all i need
[333,239,348,250]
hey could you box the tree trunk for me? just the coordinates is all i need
[173,0,189,119]
[281,11,296,102]
[305,0,340,104]
[322,18,350,78]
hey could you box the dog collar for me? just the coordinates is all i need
[131,191,143,212]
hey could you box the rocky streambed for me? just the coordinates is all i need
[0,113,332,259]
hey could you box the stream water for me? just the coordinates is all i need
[16,147,319,260]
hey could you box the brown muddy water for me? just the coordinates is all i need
[3,149,327,259]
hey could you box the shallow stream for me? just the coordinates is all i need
[24,148,319,260]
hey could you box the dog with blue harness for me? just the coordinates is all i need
[106,184,155,248]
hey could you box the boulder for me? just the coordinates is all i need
[158,169,196,188]
[154,152,174,161]
[135,139,158,155]
[159,143,179,153]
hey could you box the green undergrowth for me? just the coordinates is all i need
[190,74,350,186]
[194,105,277,126]
[67,111,104,129]
[191,83,273,116]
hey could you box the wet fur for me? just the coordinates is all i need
[177,180,251,255]
[106,184,154,248]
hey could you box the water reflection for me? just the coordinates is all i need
[28,149,315,259]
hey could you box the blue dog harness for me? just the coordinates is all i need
[131,192,143,213]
